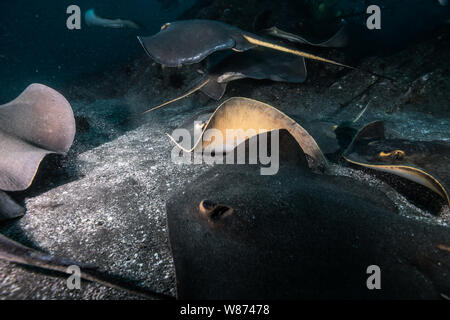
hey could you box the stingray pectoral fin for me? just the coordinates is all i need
[199,79,227,100]
[0,83,75,153]
[0,130,51,191]
[343,157,450,205]
[0,84,75,191]
[167,97,328,171]
[343,120,385,154]
[137,20,239,67]
[311,25,349,48]
[0,191,25,221]
[353,120,385,141]
[236,129,310,168]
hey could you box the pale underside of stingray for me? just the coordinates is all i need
[167,97,328,171]
[0,84,76,192]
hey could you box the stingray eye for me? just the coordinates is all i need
[200,200,216,212]
[378,150,406,161]
[161,22,171,30]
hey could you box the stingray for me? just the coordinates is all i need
[0,84,76,220]
[167,97,328,171]
[85,9,140,29]
[166,129,450,299]
[137,19,363,69]
[0,192,25,220]
[173,101,370,161]
[293,102,371,158]
[2,131,449,299]
[136,21,390,117]
[343,121,450,206]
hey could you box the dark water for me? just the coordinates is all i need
[0,0,196,100]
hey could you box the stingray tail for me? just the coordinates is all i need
[352,101,371,123]
[140,77,211,115]
[0,234,172,300]
[242,35,395,82]
[114,77,211,128]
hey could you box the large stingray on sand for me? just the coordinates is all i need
[2,130,449,299]
[0,84,76,220]
[167,130,450,299]
[343,121,450,206]
[0,129,450,299]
